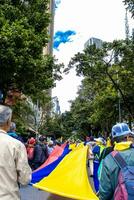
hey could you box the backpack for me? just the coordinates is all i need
[111,151,134,200]
[27,146,35,160]
[98,147,114,180]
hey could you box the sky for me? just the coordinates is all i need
[52,0,134,113]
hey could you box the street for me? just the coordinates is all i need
[20,160,94,200]
[20,186,75,200]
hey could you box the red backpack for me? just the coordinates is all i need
[27,146,35,160]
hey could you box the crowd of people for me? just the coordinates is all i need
[7,122,56,171]
[86,123,134,199]
[26,136,54,170]
[0,104,134,200]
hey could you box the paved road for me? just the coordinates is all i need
[20,160,94,200]
[20,186,75,200]
[20,178,94,200]
[20,186,49,200]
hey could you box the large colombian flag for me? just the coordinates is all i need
[31,143,70,184]
[33,143,67,173]
[33,144,99,200]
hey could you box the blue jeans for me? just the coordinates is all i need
[93,160,99,192]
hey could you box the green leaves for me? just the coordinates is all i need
[0,0,64,135]
[0,0,63,97]
[65,39,134,135]
[123,0,134,17]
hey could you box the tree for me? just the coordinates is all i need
[123,0,134,17]
[60,111,76,139]
[65,76,118,136]
[41,114,63,139]
[0,0,63,99]
[12,99,34,135]
[69,97,93,137]
[68,40,134,122]
[40,111,78,140]
[59,39,134,137]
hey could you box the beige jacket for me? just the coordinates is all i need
[0,130,32,200]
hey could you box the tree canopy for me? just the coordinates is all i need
[43,38,134,139]
[123,0,134,17]
[63,38,134,135]
[0,0,62,98]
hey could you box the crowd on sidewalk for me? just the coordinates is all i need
[0,104,134,200]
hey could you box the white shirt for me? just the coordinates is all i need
[0,130,32,200]
[47,146,54,155]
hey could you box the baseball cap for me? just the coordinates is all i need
[48,140,54,145]
[29,137,36,144]
[94,137,106,145]
[112,123,132,138]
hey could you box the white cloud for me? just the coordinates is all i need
[52,0,134,113]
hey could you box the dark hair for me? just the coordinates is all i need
[39,136,46,142]
[55,141,61,146]
[89,136,94,141]
[113,135,128,143]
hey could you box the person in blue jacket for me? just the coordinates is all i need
[8,122,24,142]
[92,137,106,192]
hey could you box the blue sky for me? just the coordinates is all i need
[53,0,134,113]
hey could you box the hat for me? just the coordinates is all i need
[28,137,36,144]
[48,140,54,145]
[94,137,106,145]
[112,123,132,138]
[0,105,12,125]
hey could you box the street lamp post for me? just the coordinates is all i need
[117,71,122,122]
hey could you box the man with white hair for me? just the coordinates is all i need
[0,105,32,200]
[8,122,18,138]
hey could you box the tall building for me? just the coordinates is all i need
[84,37,103,49]
[29,0,55,131]
[43,0,55,100]
[52,96,61,115]
[125,8,130,40]
[43,0,55,55]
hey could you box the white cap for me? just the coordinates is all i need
[0,105,12,125]
[94,137,106,145]
[49,140,54,145]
